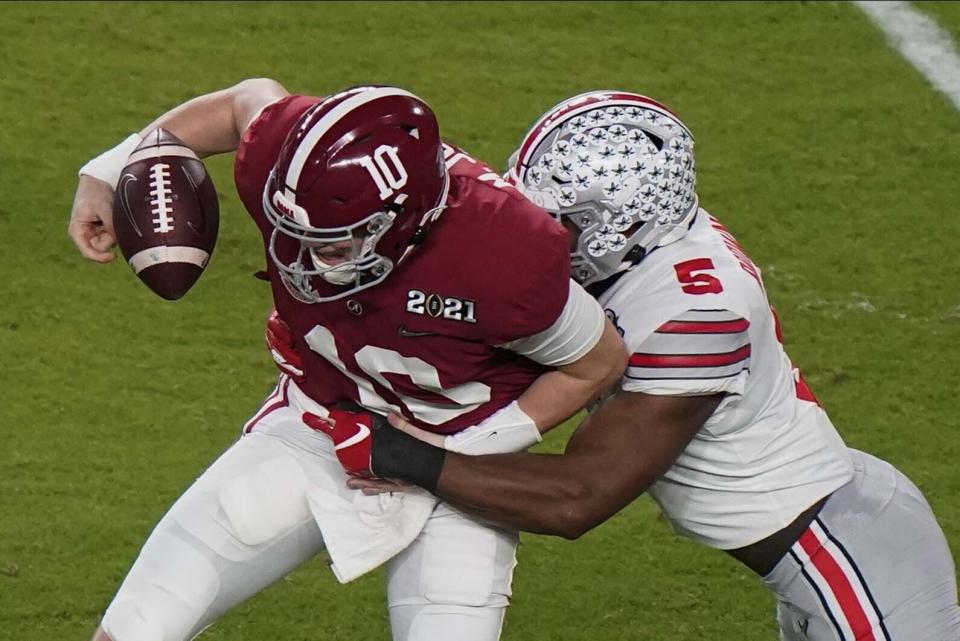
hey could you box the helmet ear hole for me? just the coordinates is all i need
[624,244,646,265]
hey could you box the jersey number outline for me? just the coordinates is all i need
[303,324,491,425]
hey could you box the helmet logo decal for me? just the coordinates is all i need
[510,92,698,287]
[359,144,408,200]
[271,190,311,227]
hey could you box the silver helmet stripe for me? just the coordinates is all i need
[284,87,418,199]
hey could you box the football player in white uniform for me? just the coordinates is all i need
[328,91,960,641]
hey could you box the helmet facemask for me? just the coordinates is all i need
[263,180,398,303]
[260,86,449,304]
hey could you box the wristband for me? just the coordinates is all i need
[443,400,541,455]
[371,427,446,492]
[78,133,143,188]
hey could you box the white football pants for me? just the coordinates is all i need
[99,377,518,641]
[763,449,960,641]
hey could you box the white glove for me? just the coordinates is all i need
[443,401,542,455]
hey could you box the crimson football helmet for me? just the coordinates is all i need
[263,86,448,303]
[506,91,697,287]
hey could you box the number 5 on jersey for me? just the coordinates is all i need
[673,256,821,407]
[674,258,724,295]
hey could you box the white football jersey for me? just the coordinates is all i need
[598,209,854,550]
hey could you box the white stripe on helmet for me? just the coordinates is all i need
[285,87,418,199]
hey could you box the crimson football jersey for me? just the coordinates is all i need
[235,95,571,434]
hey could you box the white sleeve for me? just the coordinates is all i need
[499,280,605,367]
[623,308,751,396]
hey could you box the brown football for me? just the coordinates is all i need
[112,128,219,300]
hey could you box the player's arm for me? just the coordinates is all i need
[513,309,626,435]
[352,390,720,539]
[68,78,288,262]
[435,281,627,456]
[134,77,289,157]
[396,304,749,535]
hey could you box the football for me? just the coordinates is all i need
[112,128,219,300]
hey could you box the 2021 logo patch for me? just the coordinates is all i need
[407,290,477,323]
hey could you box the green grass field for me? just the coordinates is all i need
[2,2,959,640]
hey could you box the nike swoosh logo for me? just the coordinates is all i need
[397,325,438,338]
[118,173,143,237]
[335,422,371,451]
[181,165,207,235]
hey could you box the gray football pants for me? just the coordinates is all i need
[763,449,960,641]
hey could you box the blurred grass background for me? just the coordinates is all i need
[1,2,958,639]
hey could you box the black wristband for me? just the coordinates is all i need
[371,425,447,493]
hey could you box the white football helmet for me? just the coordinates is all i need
[506,91,698,287]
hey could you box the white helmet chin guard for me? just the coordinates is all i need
[507,91,698,287]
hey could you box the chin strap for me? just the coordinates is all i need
[397,170,449,265]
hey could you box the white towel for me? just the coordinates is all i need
[307,483,437,583]
[285,380,439,583]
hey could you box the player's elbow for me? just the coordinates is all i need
[547,484,606,540]
[228,78,290,138]
[234,77,287,94]
[550,515,586,540]
[595,323,629,393]
[603,343,629,390]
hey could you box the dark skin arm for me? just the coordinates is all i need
[352,391,722,539]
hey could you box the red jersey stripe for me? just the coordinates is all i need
[656,318,750,334]
[798,529,877,641]
[629,345,751,369]
[244,376,291,434]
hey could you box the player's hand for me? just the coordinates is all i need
[341,409,434,494]
[346,476,412,496]
[309,402,448,492]
[265,308,305,384]
[303,402,384,477]
[68,175,117,263]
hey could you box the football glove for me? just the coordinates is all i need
[304,401,445,491]
[265,308,304,384]
[302,402,382,477]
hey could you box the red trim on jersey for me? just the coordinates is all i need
[798,529,877,641]
[629,345,751,369]
[244,376,291,434]
[656,319,750,334]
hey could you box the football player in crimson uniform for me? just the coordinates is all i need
[67,79,626,641]
[334,92,960,641]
